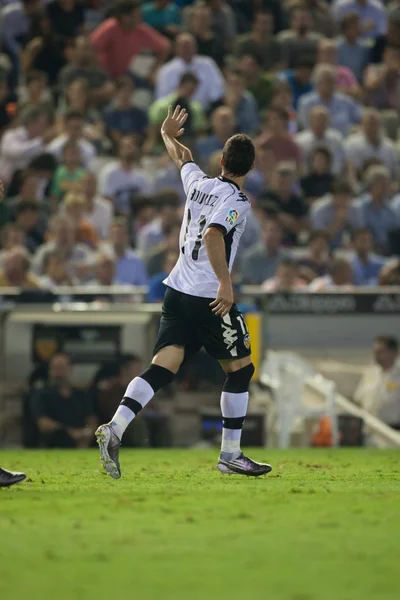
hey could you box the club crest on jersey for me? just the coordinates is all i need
[225,209,239,226]
[243,333,251,350]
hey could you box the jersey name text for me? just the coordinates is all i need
[190,188,218,207]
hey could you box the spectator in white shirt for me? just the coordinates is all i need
[47,111,96,168]
[155,32,225,110]
[0,106,53,183]
[262,257,306,291]
[296,105,346,176]
[309,257,354,291]
[345,108,400,180]
[101,135,152,215]
[80,172,113,240]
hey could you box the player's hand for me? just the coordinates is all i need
[161,105,188,139]
[210,281,234,317]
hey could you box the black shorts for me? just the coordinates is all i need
[153,287,251,362]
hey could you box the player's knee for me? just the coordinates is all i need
[140,364,175,393]
[223,363,255,393]
[152,345,184,374]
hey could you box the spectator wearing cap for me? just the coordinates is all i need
[240,215,287,285]
[333,0,387,41]
[350,228,386,285]
[364,45,400,111]
[223,69,259,136]
[311,179,362,248]
[146,72,206,155]
[254,106,301,168]
[0,246,41,288]
[80,172,113,241]
[101,218,147,285]
[0,106,53,184]
[50,140,87,204]
[355,165,396,254]
[142,0,181,38]
[195,106,235,169]
[298,64,362,135]
[309,257,354,290]
[262,256,306,291]
[317,38,361,99]
[155,32,224,110]
[47,111,96,168]
[91,0,171,80]
[137,191,180,255]
[337,12,370,83]
[234,8,285,72]
[345,109,399,181]
[276,4,323,68]
[300,146,335,202]
[104,77,148,147]
[260,163,309,246]
[278,58,314,110]
[101,136,152,215]
[235,53,274,111]
[187,3,225,67]
[46,0,85,40]
[296,105,345,176]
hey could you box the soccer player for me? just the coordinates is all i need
[0,467,26,487]
[96,106,272,478]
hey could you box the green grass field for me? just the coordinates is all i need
[0,449,399,600]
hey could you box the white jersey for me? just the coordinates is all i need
[164,162,251,298]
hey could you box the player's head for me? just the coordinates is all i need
[373,336,398,369]
[220,134,255,178]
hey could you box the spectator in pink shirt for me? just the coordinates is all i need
[317,38,361,100]
[90,0,171,80]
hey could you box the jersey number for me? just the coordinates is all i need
[182,210,207,261]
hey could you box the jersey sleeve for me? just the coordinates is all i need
[180,161,206,195]
[208,191,251,235]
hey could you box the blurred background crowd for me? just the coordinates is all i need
[0,0,399,298]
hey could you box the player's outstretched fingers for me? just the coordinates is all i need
[173,105,181,119]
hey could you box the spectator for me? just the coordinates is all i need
[262,256,306,291]
[31,352,97,448]
[187,0,237,51]
[235,52,274,111]
[27,152,58,202]
[296,105,346,175]
[278,57,315,110]
[309,257,354,290]
[50,140,87,204]
[104,76,149,147]
[224,69,259,136]
[1,0,42,79]
[0,106,53,184]
[300,146,335,202]
[146,220,180,276]
[64,192,98,249]
[333,0,387,41]
[269,80,297,134]
[187,3,225,67]
[32,215,94,278]
[364,44,400,110]
[0,246,41,288]
[137,191,180,254]
[146,72,205,154]
[86,251,119,286]
[355,165,396,254]
[155,32,224,110]
[298,64,362,135]
[80,172,113,241]
[317,38,361,98]
[231,0,284,34]
[195,106,235,169]
[311,178,362,248]
[18,70,54,113]
[148,249,179,301]
[276,4,323,67]
[292,0,336,38]
[354,336,400,435]
[102,217,148,285]
[142,0,181,37]
[345,108,399,180]
[59,36,114,106]
[370,11,400,63]
[13,200,43,253]
[297,229,330,278]
[90,0,171,80]
[254,106,301,167]
[102,135,152,215]
[46,0,85,40]
[47,111,96,168]
[351,228,386,285]
[378,259,400,286]
[234,8,285,72]
[240,215,286,285]
[260,162,309,245]
[337,12,370,83]
[40,251,76,288]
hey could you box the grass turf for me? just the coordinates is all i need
[0,449,399,600]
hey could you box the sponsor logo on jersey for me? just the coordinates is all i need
[243,333,251,350]
[225,209,239,226]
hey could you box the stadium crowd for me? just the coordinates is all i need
[0,0,399,299]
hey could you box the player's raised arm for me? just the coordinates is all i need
[161,105,193,169]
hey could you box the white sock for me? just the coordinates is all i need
[220,391,248,460]
[110,377,155,440]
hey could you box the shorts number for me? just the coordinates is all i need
[192,214,207,261]
[236,315,247,334]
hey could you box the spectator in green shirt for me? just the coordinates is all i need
[236,52,275,111]
[144,72,206,155]
[51,141,87,204]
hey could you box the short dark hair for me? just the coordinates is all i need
[310,145,332,166]
[116,1,139,17]
[351,227,372,242]
[268,105,289,124]
[179,72,199,87]
[29,152,58,172]
[222,134,255,177]
[331,179,353,196]
[241,51,264,68]
[375,336,399,353]
[26,69,47,85]
[20,105,47,126]
[115,75,134,90]
[15,199,40,217]
[340,11,359,32]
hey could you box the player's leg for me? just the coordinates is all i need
[0,467,26,488]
